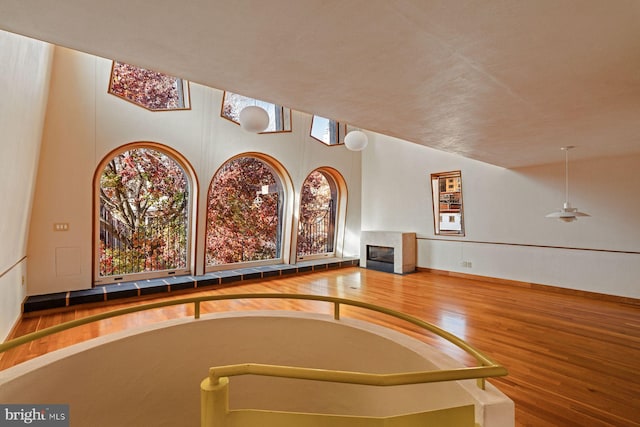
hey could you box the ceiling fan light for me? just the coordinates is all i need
[546,147,590,222]
[546,204,590,220]
[239,106,269,133]
[559,216,577,223]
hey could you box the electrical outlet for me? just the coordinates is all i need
[53,223,69,231]
[460,261,473,268]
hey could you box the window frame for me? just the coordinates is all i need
[204,153,294,272]
[431,170,465,236]
[310,116,347,146]
[93,142,197,286]
[296,170,339,260]
[107,61,191,111]
[295,167,348,261]
[220,91,292,133]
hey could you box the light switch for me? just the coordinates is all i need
[53,223,69,231]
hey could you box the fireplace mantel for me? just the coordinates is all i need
[360,231,416,274]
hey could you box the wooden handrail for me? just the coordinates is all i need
[1,293,507,389]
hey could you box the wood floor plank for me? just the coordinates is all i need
[1,268,638,426]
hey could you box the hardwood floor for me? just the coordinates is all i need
[1,268,639,426]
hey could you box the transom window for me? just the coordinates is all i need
[221,92,291,133]
[108,61,190,111]
[206,156,284,266]
[431,171,465,236]
[96,146,191,284]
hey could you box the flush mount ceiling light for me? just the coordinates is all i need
[344,130,368,151]
[546,146,590,222]
[239,105,269,133]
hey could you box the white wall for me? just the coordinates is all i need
[19,44,640,300]
[26,47,362,296]
[361,134,640,299]
[0,31,53,340]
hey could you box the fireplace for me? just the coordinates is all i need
[366,245,395,273]
[360,231,416,274]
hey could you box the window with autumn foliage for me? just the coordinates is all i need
[206,156,284,266]
[297,171,338,258]
[97,146,191,283]
[108,61,190,111]
[221,92,291,133]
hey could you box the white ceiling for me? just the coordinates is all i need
[1,0,639,168]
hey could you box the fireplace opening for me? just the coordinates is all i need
[366,245,395,273]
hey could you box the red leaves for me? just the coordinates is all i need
[109,62,185,111]
[297,171,335,256]
[99,148,188,276]
[206,157,280,265]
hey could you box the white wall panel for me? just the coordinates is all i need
[26,47,362,295]
[363,134,640,298]
[0,31,53,339]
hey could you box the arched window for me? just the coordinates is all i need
[108,61,190,111]
[95,145,193,284]
[297,169,341,259]
[221,92,291,133]
[206,156,285,267]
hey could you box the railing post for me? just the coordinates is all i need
[195,301,201,319]
[201,376,229,427]
[334,302,340,320]
[477,378,485,390]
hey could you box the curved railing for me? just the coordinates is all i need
[0,293,507,391]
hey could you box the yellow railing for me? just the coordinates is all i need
[208,362,507,389]
[2,293,507,426]
[200,373,477,427]
[1,293,507,390]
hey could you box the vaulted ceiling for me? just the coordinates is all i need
[1,0,638,168]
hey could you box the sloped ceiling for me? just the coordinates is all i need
[1,0,638,167]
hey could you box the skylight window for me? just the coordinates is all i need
[108,61,190,111]
[221,92,291,133]
[310,116,346,145]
